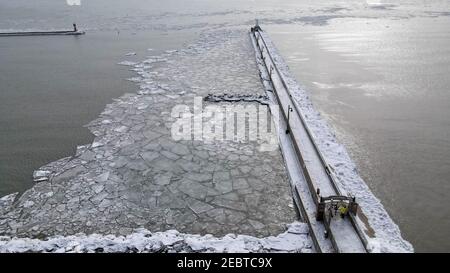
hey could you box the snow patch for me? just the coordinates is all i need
[117,61,137,66]
[33,170,51,182]
[0,222,312,253]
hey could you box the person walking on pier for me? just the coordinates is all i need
[338,204,348,218]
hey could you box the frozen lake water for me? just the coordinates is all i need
[0,28,296,238]
[0,29,196,197]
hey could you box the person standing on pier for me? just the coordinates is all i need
[73,23,77,32]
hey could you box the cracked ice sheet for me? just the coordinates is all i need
[0,28,297,240]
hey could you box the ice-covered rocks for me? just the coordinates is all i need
[0,222,312,253]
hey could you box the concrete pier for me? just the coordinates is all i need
[0,25,85,37]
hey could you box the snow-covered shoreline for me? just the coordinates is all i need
[0,222,312,253]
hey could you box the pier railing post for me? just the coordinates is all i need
[286,105,293,134]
